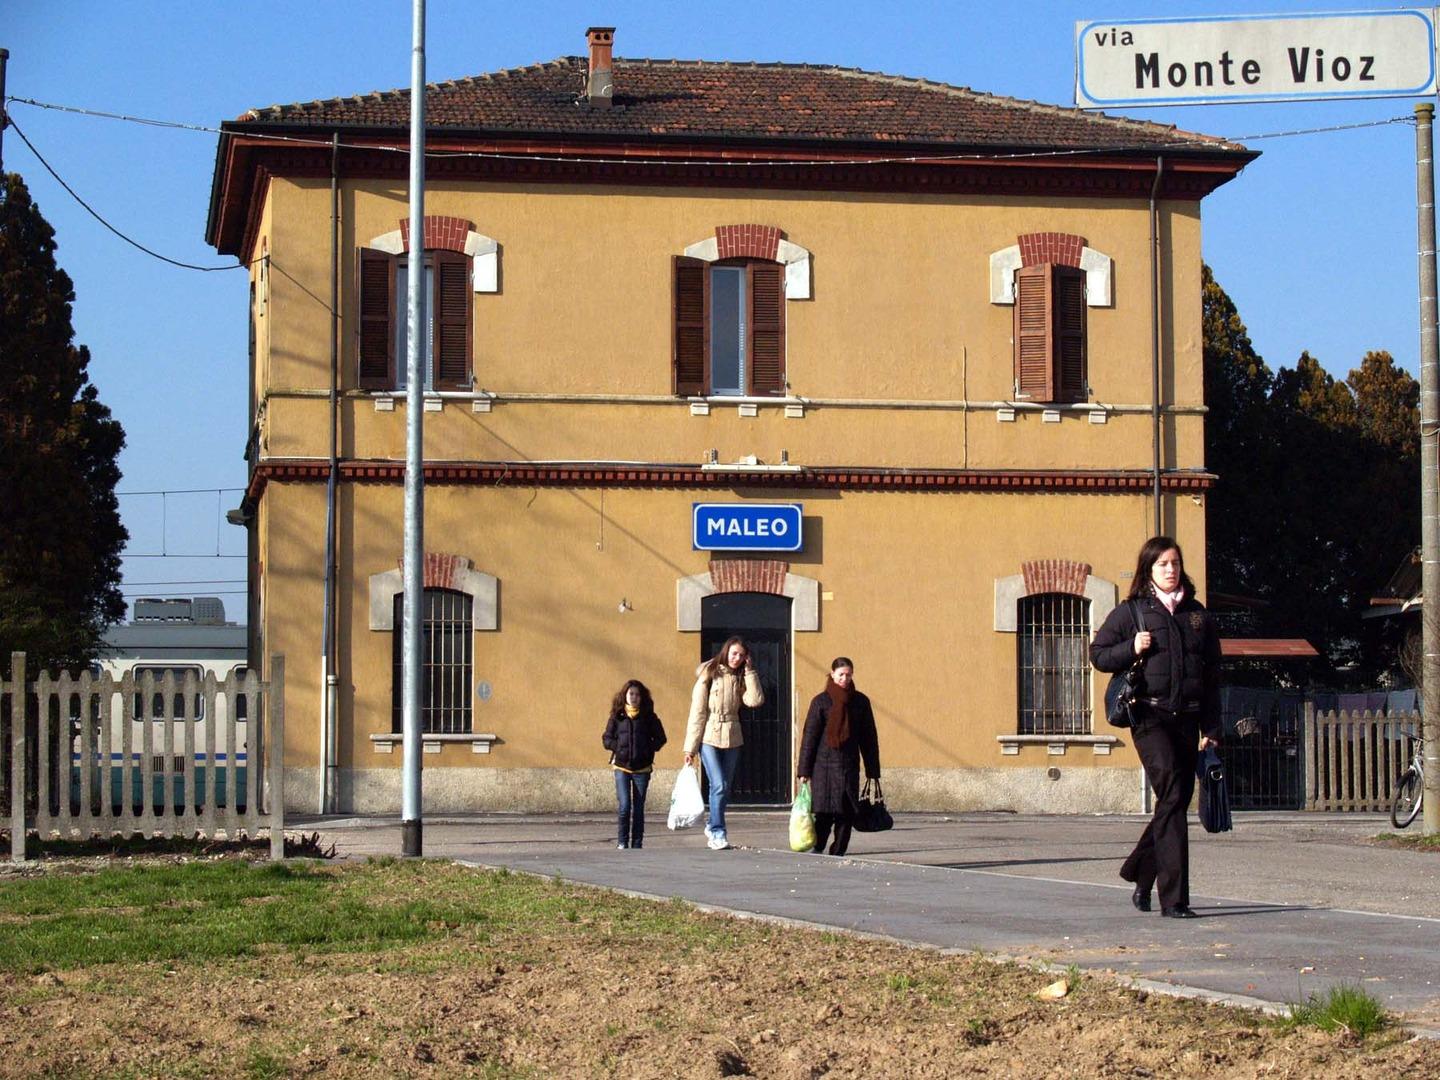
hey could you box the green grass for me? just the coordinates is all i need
[1374,831,1440,850]
[0,857,746,975]
[1277,984,1390,1038]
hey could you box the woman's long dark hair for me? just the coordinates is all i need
[1126,535,1198,600]
[705,636,750,678]
[609,679,655,720]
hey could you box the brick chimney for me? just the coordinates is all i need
[586,26,614,107]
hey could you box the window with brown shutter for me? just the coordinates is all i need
[433,251,472,390]
[357,247,473,391]
[358,248,396,389]
[1012,263,1087,404]
[672,256,786,397]
[749,263,785,395]
[673,256,708,396]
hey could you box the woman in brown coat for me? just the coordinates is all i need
[797,657,880,856]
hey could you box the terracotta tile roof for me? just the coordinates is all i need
[234,57,1241,153]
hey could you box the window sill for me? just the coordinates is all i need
[996,734,1121,757]
[370,732,498,755]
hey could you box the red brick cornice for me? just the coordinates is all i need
[245,460,1214,504]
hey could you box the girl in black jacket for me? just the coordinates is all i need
[602,679,667,850]
[1091,536,1221,919]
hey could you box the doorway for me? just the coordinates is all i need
[700,592,792,804]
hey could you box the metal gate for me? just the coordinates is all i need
[1214,687,1304,809]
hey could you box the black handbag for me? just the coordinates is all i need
[1104,599,1144,729]
[851,778,893,832]
[1105,663,1143,729]
[1196,747,1233,833]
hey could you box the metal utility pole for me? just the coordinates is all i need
[401,0,426,857]
[1,48,10,171]
[1415,103,1440,836]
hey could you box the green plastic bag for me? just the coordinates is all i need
[789,783,816,852]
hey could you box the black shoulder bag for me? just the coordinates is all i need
[1104,600,1145,729]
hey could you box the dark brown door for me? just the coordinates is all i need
[701,592,791,804]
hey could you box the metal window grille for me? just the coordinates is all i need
[1017,593,1091,736]
[392,589,473,734]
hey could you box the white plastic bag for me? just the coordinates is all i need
[667,764,705,830]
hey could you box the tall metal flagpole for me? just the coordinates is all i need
[401,0,426,857]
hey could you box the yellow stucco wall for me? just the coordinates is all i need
[248,175,1216,812]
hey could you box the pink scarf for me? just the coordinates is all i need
[1154,586,1184,614]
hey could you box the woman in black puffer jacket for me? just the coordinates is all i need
[1091,536,1221,920]
[602,680,667,850]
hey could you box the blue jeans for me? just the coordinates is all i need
[614,770,651,847]
[700,743,741,837]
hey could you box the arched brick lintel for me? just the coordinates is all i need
[399,215,476,254]
[681,226,813,300]
[994,563,1117,633]
[368,553,497,632]
[676,561,820,631]
[1017,231,1086,268]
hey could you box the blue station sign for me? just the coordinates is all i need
[692,503,803,552]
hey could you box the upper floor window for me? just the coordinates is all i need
[1013,263,1086,404]
[673,256,785,397]
[358,248,472,392]
[1017,593,1091,735]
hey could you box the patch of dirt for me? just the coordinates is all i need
[1,863,1438,1078]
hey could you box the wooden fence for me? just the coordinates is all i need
[1303,704,1418,812]
[3,652,284,862]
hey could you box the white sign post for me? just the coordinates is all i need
[1076,10,1437,109]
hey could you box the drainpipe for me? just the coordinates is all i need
[1149,155,1165,538]
[320,133,340,814]
[1142,155,1165,817]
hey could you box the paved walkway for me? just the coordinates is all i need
[294,810,1440,1027]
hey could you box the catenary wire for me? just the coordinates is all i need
[5,113,245,272]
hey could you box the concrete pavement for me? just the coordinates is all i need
[293,810,1440,1027]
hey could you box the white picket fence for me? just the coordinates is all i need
[3,652,284,862]
[1303,704,1418,812]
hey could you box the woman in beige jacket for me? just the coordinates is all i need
[682,636,765,850]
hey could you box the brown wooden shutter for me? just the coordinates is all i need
[433,251,472,390]
[673,256,708,396]
[748,262,785,395]
[358,248,395,389]
[1054,265,1087,403]
[1013,263,1053,401]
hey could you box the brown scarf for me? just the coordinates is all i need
[824,676,853,749]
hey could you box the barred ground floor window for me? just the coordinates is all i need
[1017,592,1091,735]
[391,588,473,734]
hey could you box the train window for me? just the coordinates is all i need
[131,665,205,720]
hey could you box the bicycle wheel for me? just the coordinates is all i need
[1390,767,1422,829]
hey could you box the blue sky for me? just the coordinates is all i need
[4,1,1427,622]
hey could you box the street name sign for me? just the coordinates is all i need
[1076,9,1437,108]
[692,503,803,552]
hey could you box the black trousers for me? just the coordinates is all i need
[1121,708,1200,910]
[812,812,853,856]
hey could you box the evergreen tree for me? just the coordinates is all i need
[1203,268,1419,684]
[0,172,127,675]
